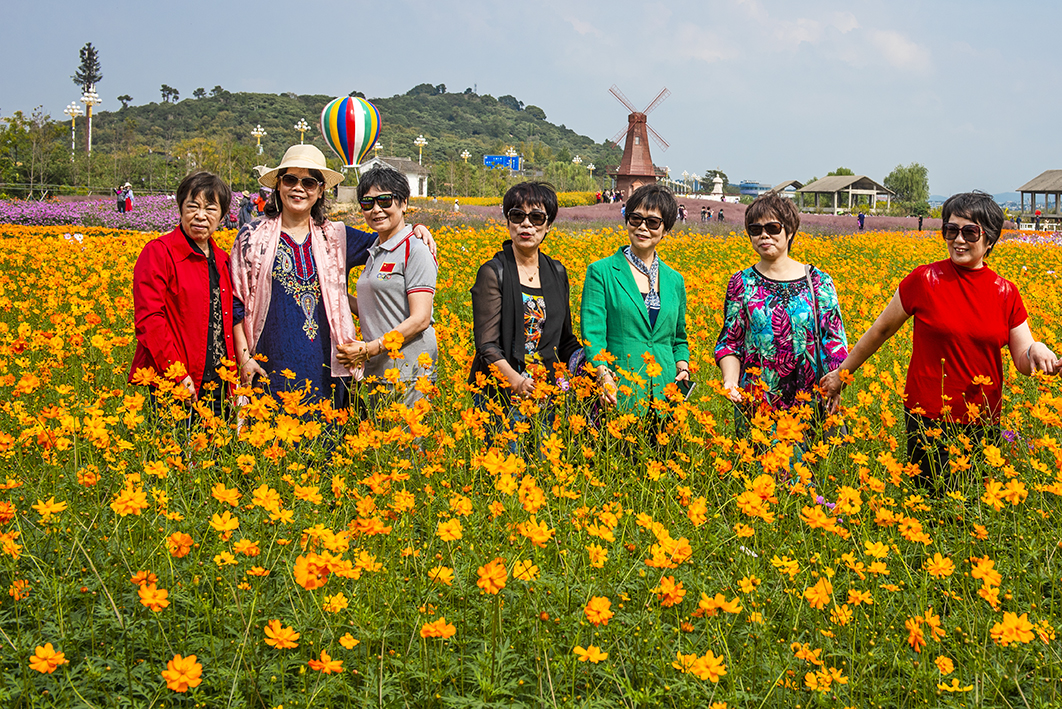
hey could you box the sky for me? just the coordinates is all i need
[2,0,1059,196]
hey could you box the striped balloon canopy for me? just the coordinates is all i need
[319,96,381,168]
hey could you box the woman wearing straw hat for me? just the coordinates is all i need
[230,144,432,409]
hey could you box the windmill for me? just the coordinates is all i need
[607,85,670,195]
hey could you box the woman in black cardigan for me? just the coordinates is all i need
[469,182,581,443]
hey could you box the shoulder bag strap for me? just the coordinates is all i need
[804,265,824,380]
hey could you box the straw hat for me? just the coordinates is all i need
[258,145,344,189]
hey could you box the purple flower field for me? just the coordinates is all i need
[0,196,242,233]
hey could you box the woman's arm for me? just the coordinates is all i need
[133,241,195,398]
[673,276,690,382]
[232,323,267,386]
[469,262,533,396]
[580,265,618,406]
[820,289,911,403]
[718,355,742,402]
[1008,321,1060,376]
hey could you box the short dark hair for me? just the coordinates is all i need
[745,192,801,247]
[265,167,328,225]
[502,182,558,225]
[177,171,231,217]
[357,165,410,203]
[941,191,1004,256]
[625,183,678,232]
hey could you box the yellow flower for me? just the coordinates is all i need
[512,559,539,581]
[437,518,463,542]
[584,596,614,626]
[476,557,508,595]
[323,592,349,613]
[263,619,300,649]
[31,497,68,521]
[935,655,955,675]
[574,644,608,663]
[138,583,170,612]
[803,578,832,610]
[339,633,360,649]
[924,552,955,578]
[29,643,68,674]
[428,566,454,586]
[161,654,203,693]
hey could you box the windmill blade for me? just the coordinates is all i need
[609,125,630,146]
[643,88,671,116]
[646,123,670,151]
[609,84,637,113]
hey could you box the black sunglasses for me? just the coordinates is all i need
[506,208,548,227]
[359,194,395,210]
[279,174,323,190]
[747,221,784,237]
[942,223,984,242]
[626,212,664,230]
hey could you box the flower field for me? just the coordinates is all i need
[1,222,1061,707]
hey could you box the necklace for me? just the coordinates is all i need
[518,265,539,285]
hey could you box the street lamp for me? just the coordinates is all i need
[460,149,471,164]
[80,86,101,153]
[572,155,582,166]
[373,142,382,158]
[587,162,595,177]
[64,102,83,159]
[681,170,689,193]
[252,124,267,155]
[294,119,310,144]
[414,135,428,165]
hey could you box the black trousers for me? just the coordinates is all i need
[904,409,999,490]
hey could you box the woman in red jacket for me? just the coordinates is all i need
[129,171,238,416]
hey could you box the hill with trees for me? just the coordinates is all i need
[1,84,621,197]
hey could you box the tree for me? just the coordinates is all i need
[117,95,132,109]
[434,84,447,95]
[498,95,524,112]
[703,169,729,188]
[160,85,179,103]
[72,42,102,93]
[210,86,225,97]
[827,167,855,176]
[193,88,206,99]
[524,105,546,121]
[884,162,929,205]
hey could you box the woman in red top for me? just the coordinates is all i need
[129,171,238,417]
[821,192,1059,487]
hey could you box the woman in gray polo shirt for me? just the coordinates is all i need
[338,166,437,409]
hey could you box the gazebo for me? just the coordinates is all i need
[1016,170,1062,217]
[794,176,894,213]
[769,180,804,200]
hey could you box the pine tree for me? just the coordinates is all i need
[72,42,103,92]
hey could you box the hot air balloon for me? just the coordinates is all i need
[319,96,381,168]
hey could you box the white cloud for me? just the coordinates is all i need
[563,14,601,37]
[867,29,932,72]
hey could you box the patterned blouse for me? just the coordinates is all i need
[715,266,848,410]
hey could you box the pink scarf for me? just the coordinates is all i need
[230,217,360,377]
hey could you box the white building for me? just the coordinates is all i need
[357,156,430,198]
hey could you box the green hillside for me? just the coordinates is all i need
[7,84,621,195]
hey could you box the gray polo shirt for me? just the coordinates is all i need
[356,225,437,382]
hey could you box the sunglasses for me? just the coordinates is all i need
[279,174,323,190]
[942,223,984,242]
[506,208,548,227]
[747,221,784,237]
[626,213,664,230]
[359,194,395,210]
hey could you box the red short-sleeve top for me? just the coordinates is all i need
[898,260,1027,423]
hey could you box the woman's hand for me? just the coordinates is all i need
[411,224,436,257]
[178,375,197,401]
[1028,342,1061,375]
[239,358,268,386]
[674,362,690,382]
[508,373,536,399]
[819,369,844,400]
[337,341,371,368]
[597,366,618,407]
[722,380,743,403]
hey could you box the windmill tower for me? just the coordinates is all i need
[607,85,670,195]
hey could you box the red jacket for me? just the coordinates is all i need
[129,226,236,393]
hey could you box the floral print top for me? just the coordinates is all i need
[715,266,848,410]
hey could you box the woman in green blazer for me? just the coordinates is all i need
[581,184,690,412]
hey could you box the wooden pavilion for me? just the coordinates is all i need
[1016,170,1062,217]
[794,176,894,213]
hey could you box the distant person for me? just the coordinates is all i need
[123,183,134,212]
[237,194,256,229]
[857,212,866,231]
[596,191,602,204]
[678,204,687,223]
[918,215,924,231]
[1035,209,1041,231]
[453,198,460,213]
[701,206,707,222]
[114,186,125,213]
[717,209,724,222]
[707,208,713,221]
[822,192,1060,489]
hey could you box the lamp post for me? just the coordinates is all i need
[587,162,595,177]
[64,102,83,159]
[460,149,471,164]
[294,119,309,144]
[572,154,582,166]
[373,142,381,158]
[80,86,101,153]
[505,146,519,173]
[681,170,689,194]
[252,124,267,155]
[414,135,428,165]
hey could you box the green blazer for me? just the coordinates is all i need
[580,248,690,410]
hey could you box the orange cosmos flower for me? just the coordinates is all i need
[436,518,463,542]
[584,596,614,626]
[138,584,170,612]
[130,570,157,587]
[233,539,260,557]
[161,654,202,692]
[110,487,149,516]
[210,483,241,507]
[905,617,926,653]
[512,559,539,581]
[690,650,728,682]
[935,655,955,675]
[477,557,508,595]
[263,619,300,649]
[803,578,832,610]
[652,576,686,607]
[420,617,457,639]
[29,643,68,674]
[339,633,360,649]
[991,612,1035,647]
[293,553,331,590]
[166,532,193,558]
[574,645,608,663]
[428,566,454,586]
[698,592,743,616]
[924,552,955,578]
[8,579,30,601]
[31,497,67,521]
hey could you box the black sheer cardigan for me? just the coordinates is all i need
[468,241,581,390]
